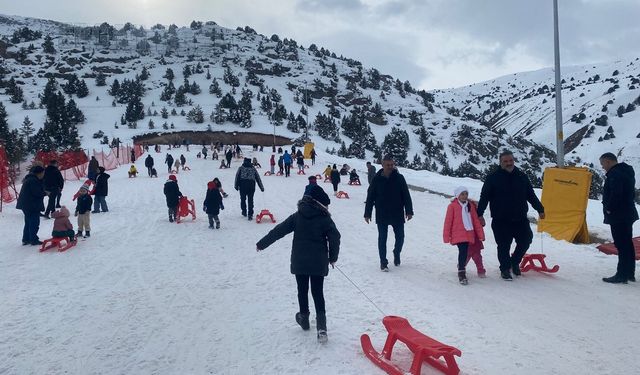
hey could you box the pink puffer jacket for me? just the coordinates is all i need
[443,199,485,245]
[51,207,74,231]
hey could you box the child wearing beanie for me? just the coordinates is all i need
[443,186,486,285]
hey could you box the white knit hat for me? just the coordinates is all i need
[454,186,468,198]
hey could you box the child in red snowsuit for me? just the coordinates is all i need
[443,186,486,284]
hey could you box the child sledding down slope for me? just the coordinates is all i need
[256,184,340,344]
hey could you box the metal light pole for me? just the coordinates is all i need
[304,80,309,141]
[553,0,565,167]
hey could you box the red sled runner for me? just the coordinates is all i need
[519,254,559,273]
[597,237,640,260]
[176,196,196,223]
[361,316,462,375]
[40,237,76,252]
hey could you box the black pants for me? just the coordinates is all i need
[208,214,220,228]
[491,219,533,271]
[284,163,291,177]
[45,189,60,215]
[377,222,404,266]
[147,166,153,176]
[610,221,636,279]
[456,242,469,271]
[240,189,255,217]
[226,157,232,167]
[331,181,338,192]
[22,211,40,244]
[295,274,325,315]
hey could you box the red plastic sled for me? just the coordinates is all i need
[361,316,462,375]
[176,196,196,223]
[324,177,331,183]
[519,254,559,273]
[348,180,361,186]
[276,171,284,176]
[256,209,276,223]
[596,237,640,260]
[40,237,76,252]
[336,191,349,199]
[72,179,95,200]
[315,174,322,179]
[264,171,273,176]
[297,169,306,175]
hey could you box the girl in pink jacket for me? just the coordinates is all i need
[443,186,486,284]
[51,206,76,243]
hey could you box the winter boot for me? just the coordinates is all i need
[316,313,328,344]
[85,231,90,238]
[77,230,83,238]
[511,262,522,276]
[458,270,468,285]
[295,312,310,331]
[393,251,401,266]
[501,270,513,281]
[602,274,628,284]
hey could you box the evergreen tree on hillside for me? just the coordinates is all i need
[76,80,89,98]
[223,66,240,87]
[219,93,238,110]
[164,68,175,81]
[161,107,169,119]
[209,79,222,97]
[7,78,24,103]
[125,96,145,122]
[160,81,176,101]
[173,87,187,106]
[314,112,340,142]
[381,127,409,166]
[238,89,253,112]
[66,99,85,124]
[42,34,55,54]
[287,112,299,133]
[186,105,204,123]
[109,79,121,97]
[139,66,150,81]
[183,65,192,79]
[95,72,107,87]
[19,116,36,152]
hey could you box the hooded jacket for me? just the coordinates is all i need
[443,199,485,245]
[234,158,264,192]
[16,173,46,213]
[256,196,341,276]
[51,207,74,232]
[163,179,182,208]
[94,170,110,196]
[144,155,154,168]
[602,162,639,224]
[203,185,224,215]
[43,165,64,192]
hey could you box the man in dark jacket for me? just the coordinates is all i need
[16,165,47,245]
[225,148,233,168]
[165,153,174,173]
[92,167,110,213]
[599,152,639,283]
[477,150,545,280]
[234,158,265,220]
[43,160,64,217]
[203,181,224,229]
[144,154,154,177]
[163,174,182,222]
[364,155,414,271]
[366,161,376,185]
[256,186,340,343]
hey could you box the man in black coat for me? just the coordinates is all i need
[92,167,110,213]
[364,155,414,271]
[234,158,265,220]
[165,153,174,173]
[88,156,99,181]
[599,152,639,284]
[43,160,64,217]
[144,154,154,177]
[477,150,545,280]
[16,165,47,245]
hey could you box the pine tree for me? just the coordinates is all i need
[139,66,150,81]
[161,107,169,119]
[42,34,55,54]
[186,105,205,123]
[337,141,348,157]
[164,68,175,81]
[183,65,192,79]
[287,112,299,133]
[174,87,187,106]
[160,81,176,101]
[206,69,212,80]
[125,96,145,122]
[381,127,410,166]
[76,80,89,98]
[95,72,107,86]
[8,81,24,103]
[66,99,85,124]
[190,81,201,95]
[109,79,121,97]
[209,79,222,97]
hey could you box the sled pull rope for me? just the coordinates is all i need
[335,266,386,317]
[540,232,544,254]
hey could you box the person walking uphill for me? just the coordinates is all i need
[477,150,544,281]
[163,175,182,223]
[283,150,293,177]
[16,165,47,245]
[234,157,265,221]
[203,180,224,229]
[256,185,340,344]
[443,187,486,285]
[599,152,639,284]
[329,164,340,195]
[88,156,99,181]
[364,155,413,271]
[165,153,174,174]
[144,154,154,177]
[92,167,110,213]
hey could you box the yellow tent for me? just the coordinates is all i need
[303,142,315,159]
[537,167,592,243]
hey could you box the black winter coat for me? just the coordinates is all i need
[602,162,639,224]
[163,180,182,208]
[365,169,413,225]
[94,172,110,196]
[16,174,46,213]
[330,169,341,184]
[256,196,340,276]
[165,155,174,166]
[203,188,224,215]
[234,159,264,193]
[477,166,544,221]
[43,165,64,192]
[76,194,93,214]
[145,155,154,168]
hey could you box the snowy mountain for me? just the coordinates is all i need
[0,14,638,188]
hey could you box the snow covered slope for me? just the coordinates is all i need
[1,148,639,374]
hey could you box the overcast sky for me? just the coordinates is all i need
[2,0,639,89]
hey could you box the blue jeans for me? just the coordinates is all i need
[93,196,109,212]
[377,222,405,266]
[22,212,40,244]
